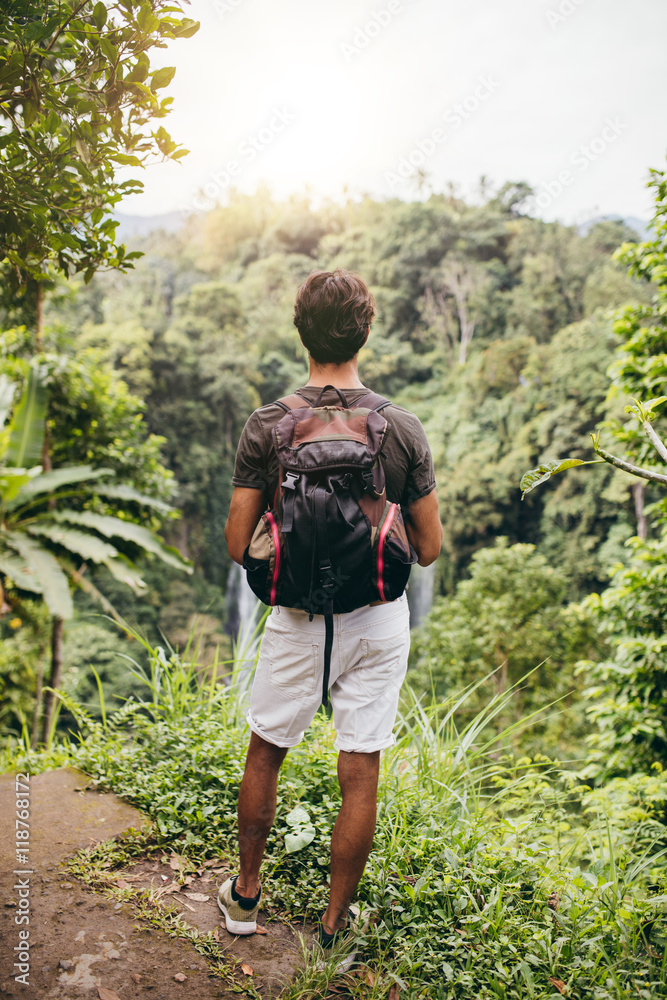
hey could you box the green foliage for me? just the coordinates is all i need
[0,366,190,616]
[0,0,198,292]
[606,174,667,474]
[0,598,50,734]
[514,165,667,793]
[578,532,667,779]
[410,539,598,758]
[0,363,192,736]
[60,618,146,719]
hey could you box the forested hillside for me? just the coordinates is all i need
[1,180,660,743]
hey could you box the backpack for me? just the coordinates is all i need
[243,384,418,705]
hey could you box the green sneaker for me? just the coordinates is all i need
[217,875,261,935]
[315,904,362,973]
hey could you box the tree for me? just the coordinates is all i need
[0,0,198,324]
[0,367,191,742]
[0,2,198,735]
[436,256,488,365]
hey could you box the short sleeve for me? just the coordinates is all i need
[402,416,436,507]
[231,411,271,491]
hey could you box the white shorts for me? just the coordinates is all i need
[246,594,411,753]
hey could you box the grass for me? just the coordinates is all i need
[3,622,667,999]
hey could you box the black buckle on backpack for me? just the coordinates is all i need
[320,564,337,598]
[361,469,377,495]
[282,472,299,490]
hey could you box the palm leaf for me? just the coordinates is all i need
[51,510,192,572]
[3,532,73,617]
[0,548,45,594]
[8,465,114,508]
[104,557,148,592]
[27,522,120,563]
[94,483,175,513]
[6,366,47,469]
[28,523,147,592]
[28,521,146,592]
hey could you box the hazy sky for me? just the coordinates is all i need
[121,0,667,224]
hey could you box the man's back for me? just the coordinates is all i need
[232,384,436,510]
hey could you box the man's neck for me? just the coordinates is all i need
[305,358,365,389]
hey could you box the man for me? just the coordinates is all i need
[219,269,442,963]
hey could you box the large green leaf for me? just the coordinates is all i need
[285,828,316,853]
[51,510,192,572]
[520,459,605,499]
[27,522,119,563]
[28,522,147,593]
[3,532,73,618]
[0,548,44,594]
[7,465,114,509]
[6,367,47,469]
[104,557,148,592]
[94,483,175,513]
[284,805,316,853]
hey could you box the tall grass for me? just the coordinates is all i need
[3,623,667,999]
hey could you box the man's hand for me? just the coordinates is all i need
[225,487,266,564]
[403,489,443,567]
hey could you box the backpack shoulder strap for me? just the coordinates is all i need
[354,391,392,412]
[275,393,311,413]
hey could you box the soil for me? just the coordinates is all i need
[0,768,313,999]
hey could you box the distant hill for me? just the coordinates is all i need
[577,214,651,241]
[114,211,185,240]
[113,209,652,244]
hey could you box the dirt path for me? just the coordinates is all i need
[0,768,307,999]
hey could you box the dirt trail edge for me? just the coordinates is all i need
[0,768,305,999]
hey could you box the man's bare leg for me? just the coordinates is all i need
[321,749,381,933]
[236,732,288,897]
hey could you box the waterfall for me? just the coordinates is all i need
[407,562,435,628]
[225,562,262,692]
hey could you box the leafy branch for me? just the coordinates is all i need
[521,397,667,498]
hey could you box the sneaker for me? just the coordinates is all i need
[315,904,362,973]
[217,875,261,935]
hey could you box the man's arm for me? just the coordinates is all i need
[403,490,443,567]
[225,487,266,565]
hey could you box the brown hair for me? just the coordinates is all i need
[293,269,376,364]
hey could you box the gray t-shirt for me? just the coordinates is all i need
[232,385,436,507]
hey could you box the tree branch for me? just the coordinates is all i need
[642,420,667,463]
[592,441,667,486]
